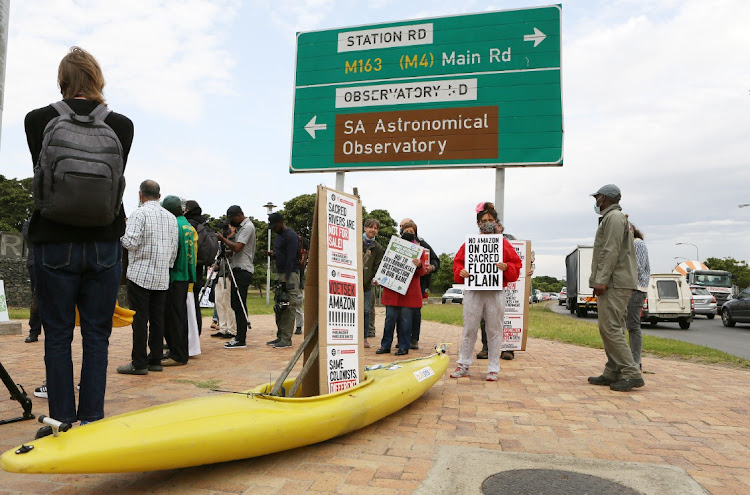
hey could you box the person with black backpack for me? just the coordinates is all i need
[24,47,134,439]
[184,200,218,335]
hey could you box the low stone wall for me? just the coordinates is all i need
[0,258,31,307]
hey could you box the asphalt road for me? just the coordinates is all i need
[547,300,750,360]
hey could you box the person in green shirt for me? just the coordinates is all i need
[161,196,197,366]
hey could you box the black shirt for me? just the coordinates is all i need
[24,99,134,243]
[274,228,300,280]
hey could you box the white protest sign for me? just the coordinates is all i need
[465,234,503,290]
[327,345,359,393]
[374,236,424,295]
[326,191,358,269]
[505,240,527,315]
[502,315,523,350]
[326,268,358,344]
[0,280,8,322]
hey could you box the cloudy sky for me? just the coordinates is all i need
[1,0,749,280]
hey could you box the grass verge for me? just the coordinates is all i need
[421,301,750,369]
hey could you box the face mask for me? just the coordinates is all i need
[593,197,603,215]
[401,232,415,242]
[479,221,497,234]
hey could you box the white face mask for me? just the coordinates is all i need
[593,196,603,215]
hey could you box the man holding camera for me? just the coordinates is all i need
[216,205,255,349]
[266,212,300,349]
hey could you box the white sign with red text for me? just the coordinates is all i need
[327,345,359,393]
[505,240,527,315]
[502,315,523,350]
[326,191,358,269]
[326,268,359,344]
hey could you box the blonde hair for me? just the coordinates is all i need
[58,46,106,105]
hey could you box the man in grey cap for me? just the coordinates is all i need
[588,184,644,392]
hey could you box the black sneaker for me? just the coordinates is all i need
[273,342,292,349]
[34,384,48,399]
[588,375,617,386]
[266,339,280,346]
[25,333,39,343]
[375,348,390,354]
[610,378,645,392]
[210,331,227,338]
[395,349,408,356]
[410,341,419,350]
[224,338,246,349]
[294,327,302,335]
[501,351,515,360]
[476,350,488,359]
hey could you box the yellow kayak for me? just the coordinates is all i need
[1,347,449,474]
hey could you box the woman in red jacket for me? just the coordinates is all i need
[375,221,427,356]
[451,202,522,381]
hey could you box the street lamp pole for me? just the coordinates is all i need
[263,202,276,307]
[675,242,699,262]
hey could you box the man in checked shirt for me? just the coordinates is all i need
[117,180,178,375]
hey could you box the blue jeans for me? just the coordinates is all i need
[381,306,413,352]
[34,241,122,424]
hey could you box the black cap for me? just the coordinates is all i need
[185,200,200,212]
[226,205,243,218]
[268,212,284,228]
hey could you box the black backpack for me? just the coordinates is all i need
[193,221,219,265]
[32,101,125,227]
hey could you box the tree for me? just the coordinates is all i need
[531,276,564,293]
[278,193,315,243]
[365,208,397,248]
[429,252,455,294]
[705,257,750,289]
[0,176,34,232]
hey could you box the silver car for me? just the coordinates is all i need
[691,286,717,319]
[441,287,464,304]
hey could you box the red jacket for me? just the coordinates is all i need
[381,262,427,308]
[453,237,522,288]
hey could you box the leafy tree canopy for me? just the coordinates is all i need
[429,252,456,295]
[0,176,34,232]
[531,275,564,293]
[704,257,750,289]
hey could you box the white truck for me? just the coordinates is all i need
[640,273,694,329]
[673,261,737,308]
[565,246,596,318]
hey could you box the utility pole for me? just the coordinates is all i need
[0,0,10,150]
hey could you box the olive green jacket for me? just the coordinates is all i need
[589,204,637,289]
[363,239,385,292]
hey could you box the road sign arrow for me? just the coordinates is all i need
[305,116,327,139]
[523,27,546,47]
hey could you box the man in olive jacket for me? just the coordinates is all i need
[588,184,644,392]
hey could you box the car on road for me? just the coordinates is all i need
[721,286,750,327]
[441,287,464,304]
[558,287,567,305]
[691,286,717,319]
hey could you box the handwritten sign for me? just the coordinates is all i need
[374,236,424,295]
[326,191,358,269]
[326,268,358,344]
[465,234,503,290]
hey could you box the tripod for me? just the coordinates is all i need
[198,245,251,330]
[0,361,35,425]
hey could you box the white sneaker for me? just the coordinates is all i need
[34,384,48,399]
[449,366,470,378]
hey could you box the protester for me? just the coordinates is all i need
[362,218,385,349]
[375,221,427,356]
[398,218,439,351]
[160,196,197,366]
[217,206,255,349]
[119,181,178,376]
[184,200,211,335]
[22,220,42,343]
[266,212,300,349]
[211,223,237,339]
[25,47,133,437]
[450,202,521,381]
[294,233,309,335]
[587,184,644,392]
[625,224,650,370]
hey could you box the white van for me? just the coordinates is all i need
[640,274,694,329]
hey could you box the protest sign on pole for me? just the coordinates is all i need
[373,235,424,295]
[326,268,359,344]
[503,240,531,351]
[464,234,503,290]
[326,345,359,393]
[326,191,358,269]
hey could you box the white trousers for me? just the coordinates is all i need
[457,290,505,373]
[214,277,236,335]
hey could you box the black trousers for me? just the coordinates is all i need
[231,268,252,343]
[164,281,190,364]
[127,280,167,369]
[192,264,204,334]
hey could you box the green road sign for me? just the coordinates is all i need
[290,5,562,173]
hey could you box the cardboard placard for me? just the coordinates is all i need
[374,235,424,295]
[326,345,359,393]
[464,234,503,290]
[326,191,358,269]
[326,268,359,344]
[502,314,524,350]
[505,240,531,351]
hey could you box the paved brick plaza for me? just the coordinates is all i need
[1,310,749,494]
